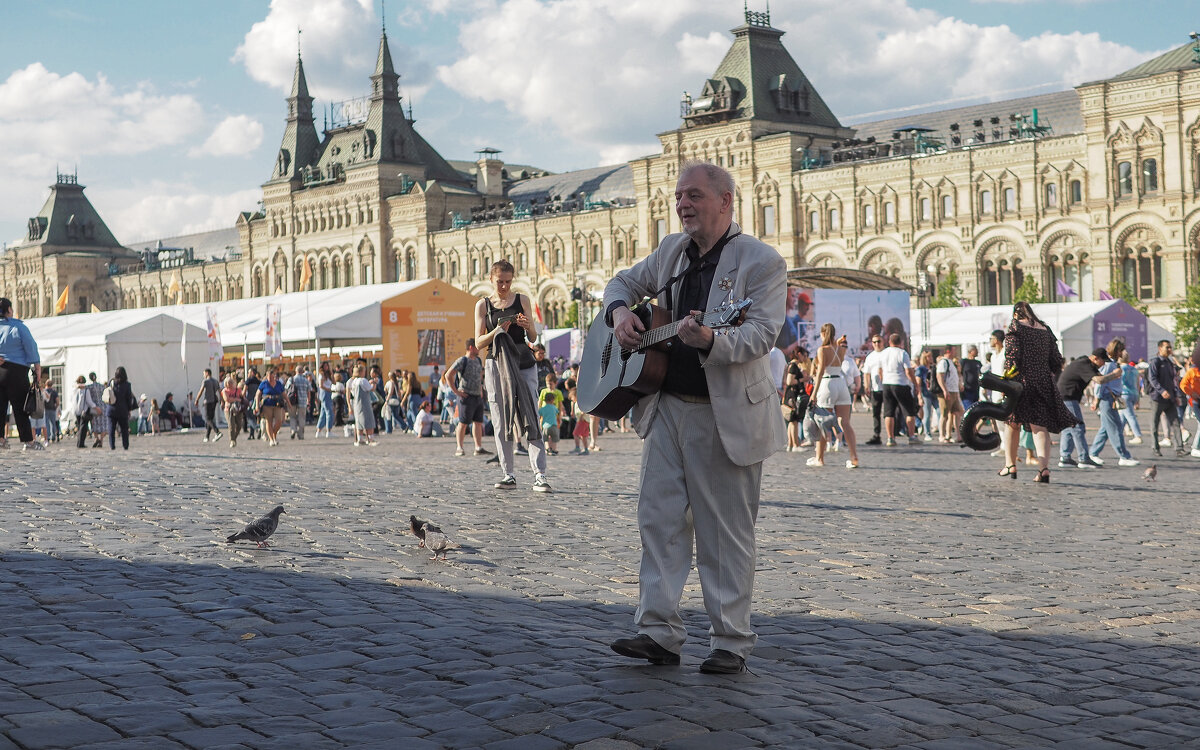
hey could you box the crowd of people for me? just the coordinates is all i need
[775,302,1200,480]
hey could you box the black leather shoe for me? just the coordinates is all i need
[610,634,680,665]
[699,649,745,674]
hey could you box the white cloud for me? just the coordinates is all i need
[101,186,262,244]
[192,115,264,157]
[432,0,1154,166]
[0,63,204,163]
[234,0,379,101]
[0,62,210,246]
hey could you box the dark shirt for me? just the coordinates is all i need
[1147,355,1180,401]
[1057,357,1098,401]
[160,398,178,415]
[960,358,982,400]
[485,296,536,370]
[661,237,728,398]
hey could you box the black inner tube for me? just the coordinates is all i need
[960,371,1024,452]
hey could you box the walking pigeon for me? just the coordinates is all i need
[227,505,286,547]
[410,515,442,548]
[422,522,454,561]
[1143,464,1157,482]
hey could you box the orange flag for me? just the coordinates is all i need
[54,286,69,314]
[537,253,551,278]
[299,255,313,291]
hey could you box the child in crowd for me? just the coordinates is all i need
[149,399,160,436]
[538,390,561,456]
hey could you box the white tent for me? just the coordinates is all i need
[28,311,208,402]
[21,280,468,399]
[910,300,1173,361]
[171,281,437,350]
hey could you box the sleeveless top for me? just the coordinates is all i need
[484,296,536,370]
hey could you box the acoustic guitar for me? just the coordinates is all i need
[576,298,751,420]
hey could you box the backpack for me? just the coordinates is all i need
[285,378,298,406]
[1181,367,1200,399]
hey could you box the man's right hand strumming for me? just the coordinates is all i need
[612,307,644,350]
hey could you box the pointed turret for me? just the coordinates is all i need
[271,53,321,182]
[370,31,400,101]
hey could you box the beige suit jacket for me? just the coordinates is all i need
[602,221,787,466]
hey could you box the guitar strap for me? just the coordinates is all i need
[660,230,741,317]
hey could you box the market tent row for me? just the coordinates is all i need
[909,300,1173,362]
[20,279,478,396]
[25,310,209,403]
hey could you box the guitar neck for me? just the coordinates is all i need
[638,312,715,350]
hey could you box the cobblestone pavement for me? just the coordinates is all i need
[3,413,1200,749]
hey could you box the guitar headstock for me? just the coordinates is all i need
[699,298,752,329]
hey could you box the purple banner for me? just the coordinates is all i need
[1093,300,1147,360]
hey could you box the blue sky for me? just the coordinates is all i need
[0,0,1188,247]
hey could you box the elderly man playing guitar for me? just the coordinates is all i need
[602,161,786,674]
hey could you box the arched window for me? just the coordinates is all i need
[828,208,840,230]
[1069,180,1082,205]
[919,197,931,221]
[1117,161,1133,196]
[331,259,341,288]
[1047,238,1092,302]
[1143,159,1158,192]
[762,205,777,234]
[809,211,819,232]
[592,243,601,263]
[862,204,874,228]
[1045,183,1057,208]
[1123,246,1162,300]
[980,190,993,215]
[884,202,895,225]
[406,253,417,281]
[979,242,1025,306]
[1003,188,1016,212]
[941,194,954,218]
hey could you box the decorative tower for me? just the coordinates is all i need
[271,52,320,182]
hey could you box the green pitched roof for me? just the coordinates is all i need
[1106,40,1200,83]
[689,19,842,129]
[20,176,126,252]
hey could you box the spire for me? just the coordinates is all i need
[274,49,319,182]
[375,30,396,78]
[290,52,310,103]
[371,29,400,100]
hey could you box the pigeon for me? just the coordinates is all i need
[226,505,286,547]
[1143,464,1157,482]
[410,515,442,548]
[422,522,455,561]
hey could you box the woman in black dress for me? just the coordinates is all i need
[1000,301,1076,482]
[106,366,137,450]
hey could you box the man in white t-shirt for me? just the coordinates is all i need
[879,332,922,446]
[862,335,886,444]
[936,348,965,443]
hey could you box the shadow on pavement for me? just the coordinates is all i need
[2,550,1197,749]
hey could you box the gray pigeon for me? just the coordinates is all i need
[410,515,441,548]
[1143,464,1157,482]
[227,505,286,547]
[422,522,454,561]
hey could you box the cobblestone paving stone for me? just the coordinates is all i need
[3,413,1200,748]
